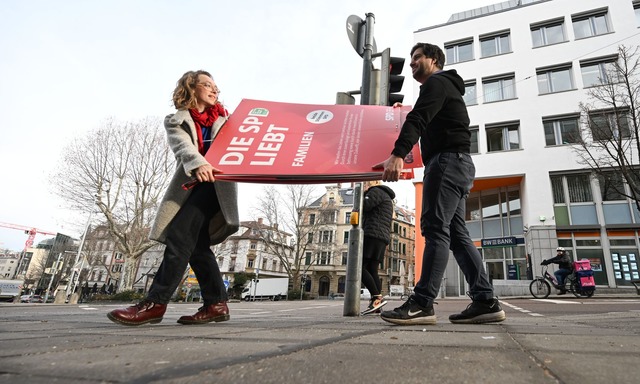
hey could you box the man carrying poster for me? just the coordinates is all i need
[375,42,505,325]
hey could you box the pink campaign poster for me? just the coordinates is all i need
[205,99,422,183]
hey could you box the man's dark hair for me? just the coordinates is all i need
[411,43,445,70]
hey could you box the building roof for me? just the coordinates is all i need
[417,0,549,31]
[308,187,355,207]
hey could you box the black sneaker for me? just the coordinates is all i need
[449,297,506,324]
[380,295,436,325]
[361,295,387,316]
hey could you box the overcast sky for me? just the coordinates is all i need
[0,0,499,251]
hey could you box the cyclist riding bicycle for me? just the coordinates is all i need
[541,247,573,295]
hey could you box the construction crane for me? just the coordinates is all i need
[0,222,57,250]
[0,222,57,279]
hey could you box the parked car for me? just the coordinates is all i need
[360,288,371,300]
[20,294,44,303]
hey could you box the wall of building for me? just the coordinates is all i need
[412,0,640,294]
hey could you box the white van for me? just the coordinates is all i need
[360,288,371,300]
[0,279,22,302]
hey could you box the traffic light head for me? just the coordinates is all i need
[380,48,405,106]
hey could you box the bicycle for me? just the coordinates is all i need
[529,265,595,299]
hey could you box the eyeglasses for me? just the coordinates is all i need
[197,82,220,94]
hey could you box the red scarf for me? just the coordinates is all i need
[189,103,226,155]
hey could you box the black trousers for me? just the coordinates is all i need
[414,153,494,306]
[361,236,386,297]
[147,182,227,305]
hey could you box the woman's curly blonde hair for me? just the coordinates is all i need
[172,70,213,110]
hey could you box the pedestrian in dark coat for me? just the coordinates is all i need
[360,181,395,315]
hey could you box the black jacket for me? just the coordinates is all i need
[391,70,471,163]
[543,253,573,270]
[362,185,396,244]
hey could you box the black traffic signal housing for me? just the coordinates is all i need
[380,48,405,106]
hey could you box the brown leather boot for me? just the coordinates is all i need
[177,302,230,325]
[107,301,166,326]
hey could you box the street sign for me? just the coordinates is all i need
[346,15,376,57]
[481,236,519,248]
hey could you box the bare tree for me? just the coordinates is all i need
[51,117,174,291]
[575,45,640,212]
[252,185,325,290]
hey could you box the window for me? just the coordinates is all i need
[551,175,565,204]
[309,214,315,225]
[322,211,336,223]
[588,110,631,141]
[566,174,593,203]
[341,252,348,265]
[537,65,573,94]
[343,231,349,244]
[470,126,479,154]
[486,123,520,152]
[480,31,511,58]
[445,39,474,64]
[320,230,333,243]
[344,212,351,224]
[543,116,580,145]
[305,252,312,265]
[463,81,477,106]
[229,258,236,271]
[504,190,521,216]
[531,19,566,47]
[482,74,516,102]
[551,174,598,226]
[318,251,331,265]
[250,242,257,250]
[466,194,481,221]
[599,172,626,201]
[307,233,313,244]
[573,10,610,39]
[636,2,640,27]
[580,57,618,87]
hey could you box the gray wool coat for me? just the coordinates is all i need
[149,110,239,245]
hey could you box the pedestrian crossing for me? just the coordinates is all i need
[501,298,640,318]
[501,300,544,317]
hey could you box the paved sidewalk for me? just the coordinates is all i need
[1,296,639,384]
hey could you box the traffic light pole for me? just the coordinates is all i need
[343,12,375,317]
[359,13,374,108]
